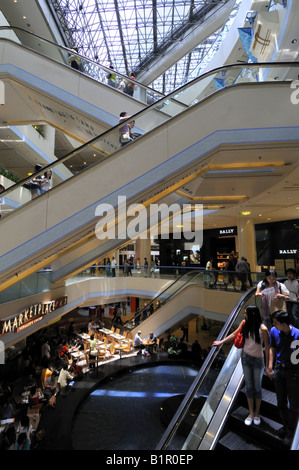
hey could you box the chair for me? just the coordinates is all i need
[115,328,120,335]
[123,331,127,338]
[97,348,107,361]
[108,343,116,355]
[111,326,115,332]
[122,342,131,354]
[86,351,98,369]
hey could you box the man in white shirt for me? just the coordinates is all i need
[134,331,146,355]
[58,364,73,391]
[111,257,117,277]
[284,268,299,327]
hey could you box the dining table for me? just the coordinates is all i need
[142,340,155,354]
[114,343,128,359]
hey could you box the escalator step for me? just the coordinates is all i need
[218,430,267,450]
[229,406,287,450]
[238,388,280,421]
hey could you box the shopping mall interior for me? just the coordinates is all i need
[0,0,299,454]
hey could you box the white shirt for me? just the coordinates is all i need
[134,334,143,347]
[58,369,73,389]
[284,278,299,302]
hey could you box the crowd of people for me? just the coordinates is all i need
[205,253,253,291]
[0,319,89,450]
[106,64,136,96]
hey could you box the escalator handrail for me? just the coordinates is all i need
[0,26,166,101]
[155,285,256,450]
[0,59,297,202]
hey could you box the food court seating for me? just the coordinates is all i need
[122,342,131,354]
[108,343,116,355]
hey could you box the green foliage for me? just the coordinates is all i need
[0,167,20,183]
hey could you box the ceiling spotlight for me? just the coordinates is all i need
[240,211,251,216]
[291,39,297,44]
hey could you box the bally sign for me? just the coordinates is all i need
[219,228,236,235]
[0,296,67,336]
[279,249,297,255]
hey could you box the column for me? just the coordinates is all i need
[237,219,257,271]
[135,238,151,268]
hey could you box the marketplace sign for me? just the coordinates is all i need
[0,296,67,336]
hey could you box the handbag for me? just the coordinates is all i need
[270,284,287,313]
[23,181,40,189]
[270,297,286,313]
[120,132,131,143]
[234,321,245,349]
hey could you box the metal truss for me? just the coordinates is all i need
[48,0,240,93]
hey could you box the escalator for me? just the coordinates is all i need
[156,287,299,451]
[0,26,169,141]
[126,269,205,337]
[215,372,287,450]
[0,61,299,290]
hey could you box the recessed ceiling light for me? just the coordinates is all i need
[240,211,251,216]
[292,39,297,44]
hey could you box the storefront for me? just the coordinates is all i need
[255,219,299,274]
[156,226,238,271]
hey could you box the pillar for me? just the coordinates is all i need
[237,219,257,271]
[135,238,151,265]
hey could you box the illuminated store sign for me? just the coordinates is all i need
[219,228,236,235]
[0,296,67,336]
[279,249,297,255]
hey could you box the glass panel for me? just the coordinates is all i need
[0,26,164,105]
[182,345,243,450]
[156,288,257,450]
[0,271,52,304]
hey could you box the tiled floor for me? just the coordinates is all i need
[37,352,208,450]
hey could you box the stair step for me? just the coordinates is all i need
[229,406,288,450]
[238,388,281,422]
[218,430,267,450]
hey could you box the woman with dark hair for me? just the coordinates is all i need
[256,269,289,331]
[213,305,270,426]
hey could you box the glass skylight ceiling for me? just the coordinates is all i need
[50,0,241,94]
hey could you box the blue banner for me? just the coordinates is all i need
[238,27,257,63]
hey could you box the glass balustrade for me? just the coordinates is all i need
[155,287,258,450]
[0,26,164,105]
[0,262,267,306]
